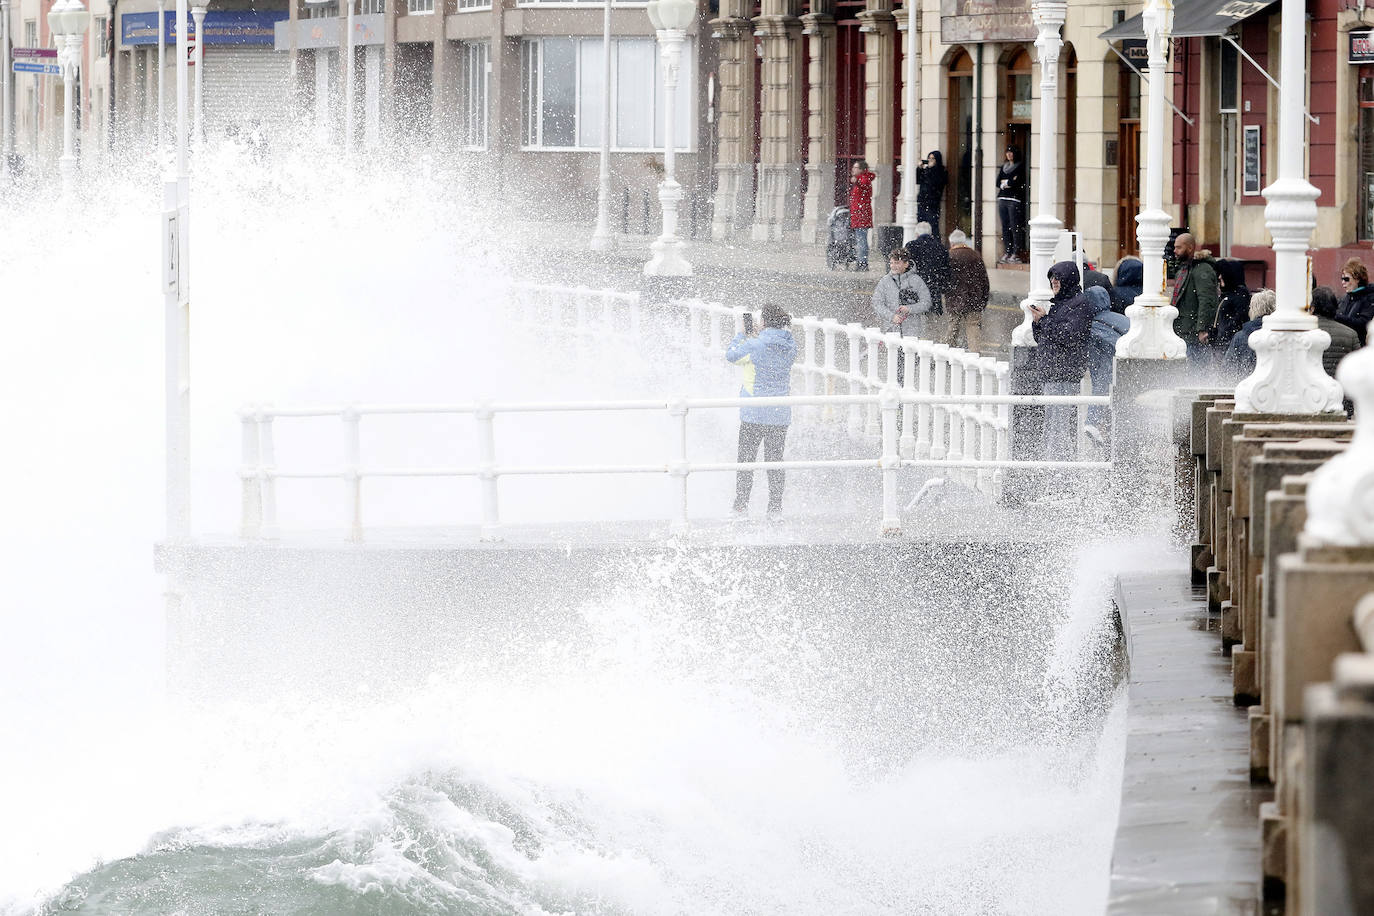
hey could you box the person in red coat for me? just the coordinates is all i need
[849,160,875,271]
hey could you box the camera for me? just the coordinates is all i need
[898,287,921,307]
[742,312,755,334]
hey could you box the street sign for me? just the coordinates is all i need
[12,47,57,59]
[12,61,60,76]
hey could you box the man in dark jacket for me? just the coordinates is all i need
[905,222,949,314]
[1170,233,1219,358]
[1312,286,1361,378]
[944,229,989,352]
[1212,259,1252,351]
[1337,258,1374,344]
[1031,261,1095,460]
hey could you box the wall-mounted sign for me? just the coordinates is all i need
[1351,29,1374,64]
[1119,39,1148,65]
[121,10,287,47]
[1243,124,1262,196]
[1105,138,1119,168]
[940,0,1034,44]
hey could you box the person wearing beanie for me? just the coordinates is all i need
[943,229,990,352]
[725,304,797,518]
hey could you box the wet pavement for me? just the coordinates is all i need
[1109,570,1274,915]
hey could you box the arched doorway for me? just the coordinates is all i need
[1116,55,1142,260]
[999,46,1033,262]
[945,48,975,234]
[835,0,867,206]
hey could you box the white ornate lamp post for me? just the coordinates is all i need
[48,0,89,197]
[642,0,694,278]
[1115,0,1186,359]
[342,0,356,152]
[2,0,13,172]
[1234,0,1342,414]
[590,0,615,251]
[1304,348,1373,544]
[1011,0,1065,346]
[898,0,919,242]
[157,0,166,157]
[190,0,206,148]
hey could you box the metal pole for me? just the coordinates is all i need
[157,0,165,157]
[643,28,691,276]
[1010,0,1065,347]
[590,0,613,250]
[1234,0,1341,414]
[343,0,355,153]
[1,0,11,172]
[898,0,919,240]
[1115,0,1186,359]
[176,0,187,177]
[191,3,204,149]
[59,38,76,195]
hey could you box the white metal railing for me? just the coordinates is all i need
[238,391,1110,542]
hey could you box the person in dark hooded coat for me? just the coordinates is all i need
[1211,259,1252,351]
[905,222,949,314]
[915,151,948,240]
[1031,262,1095,460]
[1112,257,1143,314]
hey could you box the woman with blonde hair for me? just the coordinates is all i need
[1223,288,1276,374]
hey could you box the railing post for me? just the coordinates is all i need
[864,329,883,437]
[879,387,902,536]
[900,338,917,458]
[343,406,363,543]
[259,411,279,540]
[978,358,999,494]
[629,291,642,340]
[667,398,690,534]
[239,407,262,539]
[687,300,704,370]
[916,342,932,458]
[476,403,501,542]
[822,324,838,417]
[709,308,724,357]
[801,316,819,400]
[946,351,965,461]
[962,360,980,473]
[845,323,865,437]
[601,287,617,334]
[930,344,949,460]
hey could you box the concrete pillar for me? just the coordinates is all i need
[431,35,457,147]
[799,2,835,243]
[751,0,803,241]
[857,0,896,226]
[710,0,756,240]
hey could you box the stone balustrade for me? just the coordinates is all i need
[1174,346,1373,914]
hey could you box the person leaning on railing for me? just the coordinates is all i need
[726,304,798,519]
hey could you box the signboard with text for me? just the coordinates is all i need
[13,61,61,75]
[1352,30,1374,64]
[940,0,1034,43]
[120,10,287,47]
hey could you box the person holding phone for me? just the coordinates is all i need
[726,304,797,519]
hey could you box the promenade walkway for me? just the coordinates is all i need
[1109,571,1274,915]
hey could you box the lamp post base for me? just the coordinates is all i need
[1234,323,1344,415]
[643,236,693,277]
[1116,293,1187,359]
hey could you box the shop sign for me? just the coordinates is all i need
[1120,39,1148,65]
[940,0,1035,44]
[121,10,288,47]
[1243,124,1262,196]
[1351,30,1374,64]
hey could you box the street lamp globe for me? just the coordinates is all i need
[47,0,88,38]
[646,0,694,32]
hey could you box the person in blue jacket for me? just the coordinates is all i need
[1083,281,1129,440]
[726,303,798,517]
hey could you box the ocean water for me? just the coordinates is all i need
[2,137,1150,915]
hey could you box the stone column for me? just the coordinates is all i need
[1234,0,1343,415]
[799,3,836,243]
[1010,0,1065,347]
[752,0,804,241]
[897,0,919,240]
[858,0,896,226]
[710,0,757,240]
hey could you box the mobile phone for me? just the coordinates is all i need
[743,312,755,334]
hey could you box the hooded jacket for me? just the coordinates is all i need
[1212,260,1252,349]
[1033,262,1095,382]
[906,235,950,301]
[871,267,933,336]
[916,152,947,217]
[849,171,875,229]
[1112,258,1143,313]
[726,327,798,426]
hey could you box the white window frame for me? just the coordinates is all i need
[407,0,434,13]
[305,2,339,18]
[517,0,647,6]
[457,39,488,149]
[24,20,36,47]
[519,36,694,153]
[358,0,385,12]
[457,0,491,10]
[94,16,108,57]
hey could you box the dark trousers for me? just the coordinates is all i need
[735,422,788,511]
[998,198,1024,256]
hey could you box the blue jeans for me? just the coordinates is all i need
[852,227,869,266]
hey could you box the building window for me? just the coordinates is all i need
[24,20,36,47]
[520,37,692,150]
[518,0,648,5]
[408,0,434,13]
[93,16,107,57]
[305,2,339,18]
[358,0,385,10]
[458,40,488,148]
[458,0,491,9]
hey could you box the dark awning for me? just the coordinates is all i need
[1098,0,1274,41]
